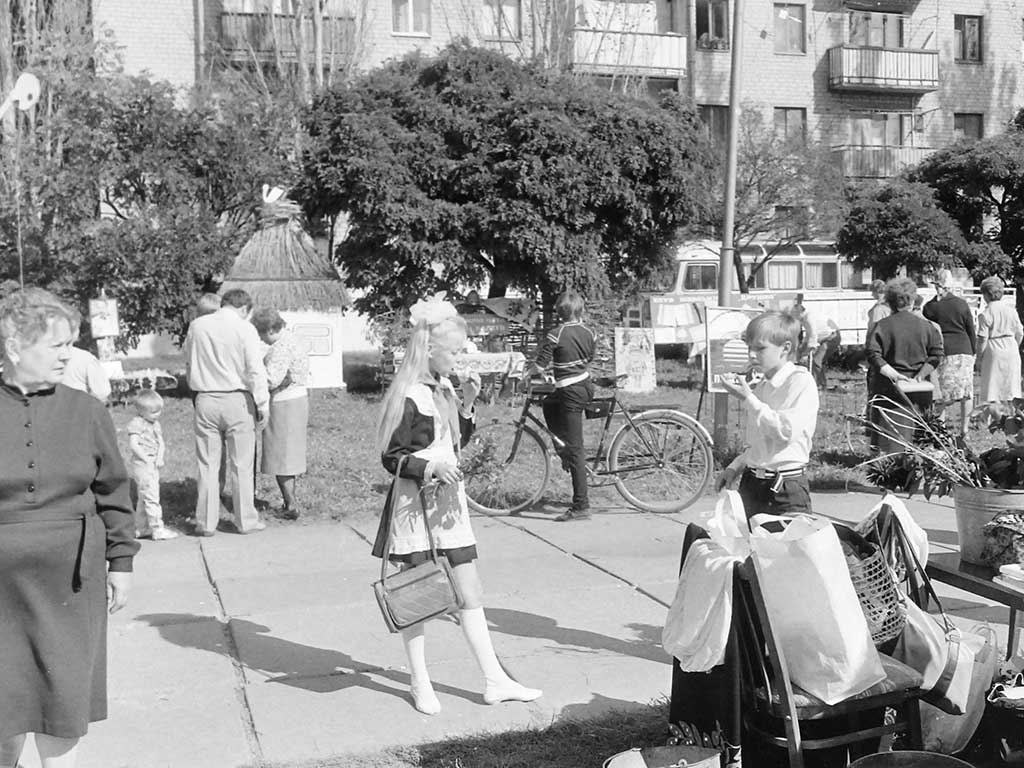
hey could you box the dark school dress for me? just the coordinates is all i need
[0,382,139,739]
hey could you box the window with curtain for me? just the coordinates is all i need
[774,4,806,54]
[804,262,838,289]
[696,0,729,48]
[483,0,521,38]
[848,12,904,47]
[953,113,983,140]
[767,261,802,289]
[840,263,870,288]
[223,0,287,11]
[393,0,430,33]
[744,264,766,290]
[954,15,982,61]
[773,107,806,143]
[684,264,718,291]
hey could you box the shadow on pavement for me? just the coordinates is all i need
[135,613,479,706]
[486,608,666,663]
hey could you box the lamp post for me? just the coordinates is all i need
[712,0,745,448]
[0,72,40,289]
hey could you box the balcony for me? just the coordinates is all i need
[219,12,355,61]
[833,145,934,178]
[572,28,686,77]
[827,45,938,93]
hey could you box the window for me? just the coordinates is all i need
[696,0,729,49]
[774,4,805,54]
[954,15,982,62]
[483,0,520,39]
[743,264,766,290]
[393,0,430,33]
[773,107,806,143]
[848,112,917,147]
[953,113,983,141]
[684,264,718,291]
[804,262,839,289]
[766,261,802,289]
[841,263,870,289]
[699,105,729,146]
[848,12,904,48]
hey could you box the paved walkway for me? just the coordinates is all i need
[17,492,1018,768]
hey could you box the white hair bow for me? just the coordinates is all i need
[409,292,457,327]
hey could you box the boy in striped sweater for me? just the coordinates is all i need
[529,291,597,521]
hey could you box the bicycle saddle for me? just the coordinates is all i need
[593,374,629,389]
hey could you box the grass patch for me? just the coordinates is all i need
[254,701,669,768]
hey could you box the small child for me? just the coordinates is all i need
[529,291,597,522]
[128,389,177,540]
[714,311,819,519]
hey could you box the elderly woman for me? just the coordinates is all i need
[977,276,1024,406]
[866,277,944,452]
[0,288,137,768]
[251,308,310,520]
[923,269,977,437]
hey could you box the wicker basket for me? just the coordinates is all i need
[847,546,907,646]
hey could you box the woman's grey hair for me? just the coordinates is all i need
[0,287,77,346]
[250,307,286,336]
[980,276,1005,302]
[883,277,918,311]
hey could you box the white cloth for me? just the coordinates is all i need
[184,307,269,415]
[728,361,818,473]
[62,347,111,402]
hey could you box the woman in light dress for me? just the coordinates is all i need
[977,276,1023,406]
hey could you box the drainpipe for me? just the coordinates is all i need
[685,0,696,99]
[195,0,206,83]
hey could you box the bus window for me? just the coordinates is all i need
[766,261,802,290]
[841,263,870,289]
[805,262,838,289]
[743,263,766,290]
[684,263,718,291]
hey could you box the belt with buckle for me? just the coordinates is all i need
[746,466,805,493]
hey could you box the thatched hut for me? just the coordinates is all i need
[220,188,352,388]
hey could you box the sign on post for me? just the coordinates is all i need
[614,327,656,392]
[704,306,762,394]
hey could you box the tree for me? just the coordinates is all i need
[298,42,715,316]
[687,107,848,292]
[906,129,1024,313]
[835,181,968,279]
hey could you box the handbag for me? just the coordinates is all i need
[834,523,907,647]
[602,746,721,768]
[372,459,464,633]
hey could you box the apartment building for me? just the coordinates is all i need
[92,0,1023,179]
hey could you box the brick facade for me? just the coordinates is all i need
[93,0,198,86]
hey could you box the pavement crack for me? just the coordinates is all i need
[197,540,264,762]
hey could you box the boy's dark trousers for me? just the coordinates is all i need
[738,469,811,519]
[542,379,595,510]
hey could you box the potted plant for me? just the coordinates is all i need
[861,397,1024,565]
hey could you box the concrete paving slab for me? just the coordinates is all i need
[200,525,369,579]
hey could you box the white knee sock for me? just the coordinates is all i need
[401,626,441,715]
[459,607,542,705]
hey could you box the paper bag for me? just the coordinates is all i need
[751,514,886,704]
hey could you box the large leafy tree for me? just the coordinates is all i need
[298,43,715,316]
[836,181,968,279]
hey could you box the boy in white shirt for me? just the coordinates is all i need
[714,311,819,518]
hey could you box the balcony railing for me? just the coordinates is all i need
[219,12,355,60]
[833,145,934,178]
[827,45,938,92]
[572,28,686,77]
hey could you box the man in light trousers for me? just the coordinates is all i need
[184,289,269,535]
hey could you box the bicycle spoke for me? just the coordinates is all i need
[461,422,549,515]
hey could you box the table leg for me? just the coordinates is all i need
[1010,608,1020,661]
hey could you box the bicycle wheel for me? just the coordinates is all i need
[608,409,713,513]
[461,421,550,515]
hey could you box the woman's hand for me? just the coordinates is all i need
[879,364,908,384]
[461,371,481,408]
[107,571,132,614]
[432,462,463,485]
[715,467,738,491]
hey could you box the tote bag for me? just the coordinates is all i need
[750,514,885,705]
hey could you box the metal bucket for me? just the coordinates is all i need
[953,485,1024,565]
[602,745,721,768]
[849,751,973,768]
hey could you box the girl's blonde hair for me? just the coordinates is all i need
[375,314,468,455]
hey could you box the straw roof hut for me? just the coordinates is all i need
[220,190,351,311]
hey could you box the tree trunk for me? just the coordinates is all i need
[311,0,324,91]
[0,0,14,141]
[293,0,311,102]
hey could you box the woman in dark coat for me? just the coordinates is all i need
[866,278,945,452]
[0,288,138,768]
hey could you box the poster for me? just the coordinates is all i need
[89,297,120,339]
[615,327,656,393]
[704,306,762,394]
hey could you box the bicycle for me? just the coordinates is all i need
[460,375,714,515]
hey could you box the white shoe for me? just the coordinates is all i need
[151,528,179,541]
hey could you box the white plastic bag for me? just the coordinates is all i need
[856,493,929,566]
[700,489,750,556]
[750,514,886,705]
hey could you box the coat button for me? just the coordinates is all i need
[28,461,35,469]
[27,484,35,492]
[26,441,32,447]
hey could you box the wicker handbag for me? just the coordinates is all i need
[373,465,464,634]
[835,524,907,647]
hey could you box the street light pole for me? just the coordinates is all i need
[712,0,745,448]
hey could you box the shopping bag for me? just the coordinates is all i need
[892,599,975,715]
[856,493,930,566]
[921,625,998,753]
[750,514,886,705]
[699,490,750,554]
